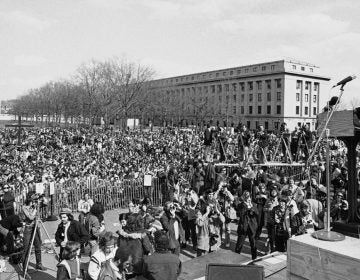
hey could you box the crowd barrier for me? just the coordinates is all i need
[12,176,171,218]
[9,164,308,219]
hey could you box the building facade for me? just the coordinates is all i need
[148,59,330,131]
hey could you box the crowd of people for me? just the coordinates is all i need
[0,123,359,280]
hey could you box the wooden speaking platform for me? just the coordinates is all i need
[179,249,250,280]
[179,249,289,280]
[287,233,360,280]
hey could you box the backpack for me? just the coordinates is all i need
[98,259,116,280]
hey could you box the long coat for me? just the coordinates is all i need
[55,220,89,247]
[236,201,259,235]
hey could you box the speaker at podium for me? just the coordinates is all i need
[206,264,264,280]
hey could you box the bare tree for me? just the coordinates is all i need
[101,57,155,127]
[349,97,360,109]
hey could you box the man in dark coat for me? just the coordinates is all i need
[0,185,15,219]
[160,202,185,256]
[142,230,181,280]
[55,208,89,259]
[0,214,23,255]
[235,191,259,260]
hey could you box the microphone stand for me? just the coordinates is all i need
[311,86,346,241]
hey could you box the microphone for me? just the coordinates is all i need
[332,75,356,88]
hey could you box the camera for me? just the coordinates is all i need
[30,193,45,204]
[169,202,181,211]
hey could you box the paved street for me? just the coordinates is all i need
[0,209,269,280]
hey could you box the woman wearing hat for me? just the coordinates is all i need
[55,208,89,260]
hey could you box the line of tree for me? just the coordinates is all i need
[11,57,156,127]
[11,56,237,127]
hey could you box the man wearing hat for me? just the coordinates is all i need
[21,191,46,270]
[55,208,89,260]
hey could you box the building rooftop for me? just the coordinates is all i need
[151,59,330,88]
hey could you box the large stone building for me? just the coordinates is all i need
[148,59,330,130]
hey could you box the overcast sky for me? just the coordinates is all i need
[1,0,359,107]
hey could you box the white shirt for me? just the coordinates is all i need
[63,222,71,243]
[173,220,179,240]
[88,247,117,280]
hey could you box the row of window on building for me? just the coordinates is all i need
[185,103,316,118]
[297,80,319,91]
[296,93,317,103]
[172,79,282,94]
[184,90,316,105]
[156,63,315,86]
[159,65,278,85]
[158,80,319,98]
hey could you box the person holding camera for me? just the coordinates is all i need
[235,190,259,260]
[331,167,349,195]
[160,201,185,256]
[290,201,315,236]
[271,198,291,252]
[204,189,225,253]
[330,191,349,223]
[214,182,234,248]
[21,191,46,270]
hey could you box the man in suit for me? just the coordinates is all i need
[235,191,259,260]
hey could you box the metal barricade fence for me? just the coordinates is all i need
[12,176,166,217]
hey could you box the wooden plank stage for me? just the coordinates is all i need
[288,233,360,280]
[179,249,250,280]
